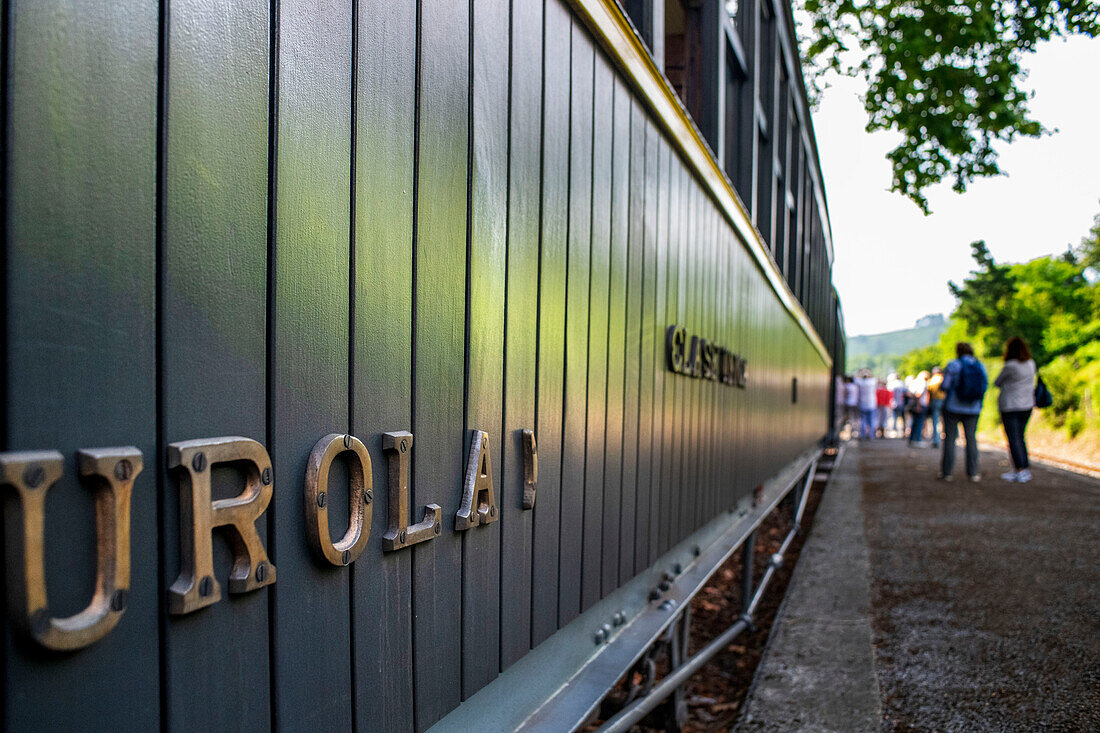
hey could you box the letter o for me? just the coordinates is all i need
[304,433,372,566]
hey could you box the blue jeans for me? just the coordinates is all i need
[929,399,944,445]
[1001,409,1031,470]
[909,410,927,444]
[942,410,980,477]
[860,408,876,439]
[892,408,906,435]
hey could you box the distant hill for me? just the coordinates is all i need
[846,315,945,374]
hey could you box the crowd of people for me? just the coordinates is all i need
[841,338,1039,483]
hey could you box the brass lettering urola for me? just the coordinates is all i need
[304,433,372,566]
[381,431,441,551]
[0,447,141,650]
[167,436,276,615]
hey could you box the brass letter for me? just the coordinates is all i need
[381,432,441,551]
[701,342,714,380]
[665,325,686,373]
[167,436,276,615]
[304,434,372,566]
[455,430,498,530]
[522,429,537,510]
[0,447,141,650]
[685,336,699,377]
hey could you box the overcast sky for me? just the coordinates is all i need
[812,36,1100,338]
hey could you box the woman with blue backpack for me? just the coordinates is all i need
[994,336,1037,483]
[939,341,988,482]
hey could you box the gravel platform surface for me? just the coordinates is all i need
[738,447,881,732]
[860,439,1100,731]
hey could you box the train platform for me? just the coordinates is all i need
[738,438,1100,732]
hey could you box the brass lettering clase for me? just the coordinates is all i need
[455,430,498,530]
[167,436,276,615]
[304,433,372,566]
[381,431,441,551]
[0,447,141,651]
[665,324,747,388]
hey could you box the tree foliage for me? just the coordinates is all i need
[946,239,1096,363]
[1079,202,1100,270]
[799,0,1100,212]
[896,344,942,375]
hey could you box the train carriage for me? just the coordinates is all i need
[0,0,844,730]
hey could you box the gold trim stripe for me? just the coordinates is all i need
[567,0,833,367]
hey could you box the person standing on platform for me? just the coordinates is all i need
[995,336,1036,483]
[855,369,878,439]
[844,376,859,438]
[888,373,907,437]
[940,342,988,482]
[907,370,930,447]
[875,380,893,438]
[927,366,946,447]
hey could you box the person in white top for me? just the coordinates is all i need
[843,376,860,437]
[906,371,931,446]
[854,369,878,439]
[994,336,1037,482]
[888,374,906,436]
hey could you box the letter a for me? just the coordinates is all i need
[455,430,498,530]
[0,447,142,650]
[167,436,275,615]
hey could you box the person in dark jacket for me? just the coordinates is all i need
[939,342,988,482]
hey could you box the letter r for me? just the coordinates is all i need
[167,436,276,615]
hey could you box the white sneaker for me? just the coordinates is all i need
[1001,471,1018,482]
[1016,469,1032,483]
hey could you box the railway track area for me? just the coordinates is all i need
[582,451,841,731]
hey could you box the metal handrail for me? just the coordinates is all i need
[598,461,818,733]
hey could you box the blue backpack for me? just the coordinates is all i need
[955,358,987,403]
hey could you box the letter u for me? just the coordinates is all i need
[0,447,141,651]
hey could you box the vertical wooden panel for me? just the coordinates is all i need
[683,179,701,539]
[581,52,611,613]
[2,1,158,729]
[352,0,416,727]
[618,101,644,584]
[499,0,541,670]
[463,0,507,697]
[557,20,592,626]
[160,1,271,729]
[704,207,721,521]
[600,78,630,598]
[691,194,704,535]
[670,159,690,549]
[272,2,353,728]
[531,0,569,647]
[647,139,670,566]
[658,156,682,557]
[411,0,469,725]
[633,118,658,573]
[717,225,730,512]
[702,206,716,521]
[1,1,8,702]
